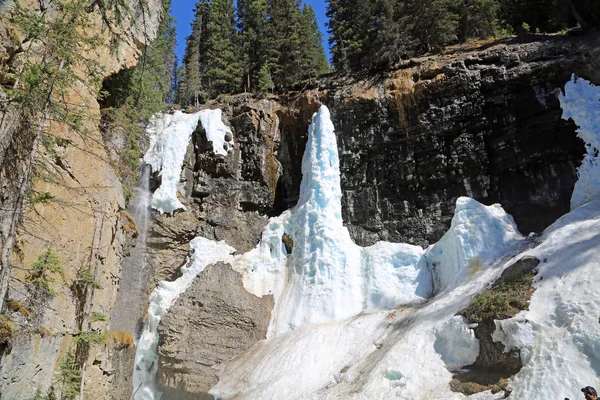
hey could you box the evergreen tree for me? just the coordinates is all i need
[326,0,374,72]
[404,0,459,53]
[298,4,329,83]
[206,0,243,96]
[177,0,210,106]
[456,0,500,41]
[237,0,269,91]
[265,0,304,89]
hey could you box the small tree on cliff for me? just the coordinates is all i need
[0,0,107,311]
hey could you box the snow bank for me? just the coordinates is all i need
[132,238,235,400]
[559,75,600,209]
[434,316,479,371]
[144,109,233,214]
[496,200,600,400]
[427,197,523,292]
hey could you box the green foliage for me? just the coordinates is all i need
[0,314,15,344]
[177,0,328,104]
[101,0,176,199]
[56,350,81,400]
[462,273,534,323]
[89,312,108,323]
[74,331,107,345]
[457,0,500,41]
[75,269,102,290]
[326,0,591,73]
[206,0,244,96]
[29,191,55,205]
[176,0,211,105]
[27,247,64,295]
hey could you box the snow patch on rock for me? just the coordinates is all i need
[144,109,233,214]
[559,75,600,209]
[434,316,480,371]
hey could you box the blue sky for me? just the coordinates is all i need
[170,0,331,65]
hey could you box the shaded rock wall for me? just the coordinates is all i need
[275,34,600,247]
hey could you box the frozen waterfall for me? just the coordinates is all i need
[132,109,234,400]
[144,109,233,214]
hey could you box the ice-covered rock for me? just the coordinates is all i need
[144,109,233,214]
[427,197,523,292]
[434,316,480,371]
[132,238,236,400]
[559,75,600,209]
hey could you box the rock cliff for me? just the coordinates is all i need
[151,32,600,397]
[0,0,163,398]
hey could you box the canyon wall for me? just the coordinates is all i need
[153,33,600,397]
[0,1,162,398]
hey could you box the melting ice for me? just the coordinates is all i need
[144,109,233,214]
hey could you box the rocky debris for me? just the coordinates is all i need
[452,256,540,395]
[157,262,273,396]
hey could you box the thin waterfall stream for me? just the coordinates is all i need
[110,163,153,335]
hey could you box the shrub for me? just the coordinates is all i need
[7,300,31,317]
[462,272,535,323]
[56,350,80,400]
[0,314,15,344]
[75,269,102,290]
[107,330,135,350]
[73,332,107,345]
[28,247,64,295]
[29,191,55,205]
[89,312,108,323]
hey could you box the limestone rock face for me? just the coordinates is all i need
[157,262,273,396]
[148,98,284,283]
[0,1,163,399]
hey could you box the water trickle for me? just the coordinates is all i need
[110,163,152,335]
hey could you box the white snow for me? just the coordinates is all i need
[493,200,600,400]
[132,238,236,400]
[434,316,480,371]
[427,197,523,292]
[198,108,234,156]
[559,75,600,209]
[143,109,233,214]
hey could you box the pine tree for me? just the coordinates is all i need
[326,0,374,72]
[456,0,499,41]
[298,4,329,83]
[265,0,305,89]
[237,0,269,91]
[177,0,210,105]
[206,0,243,96]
